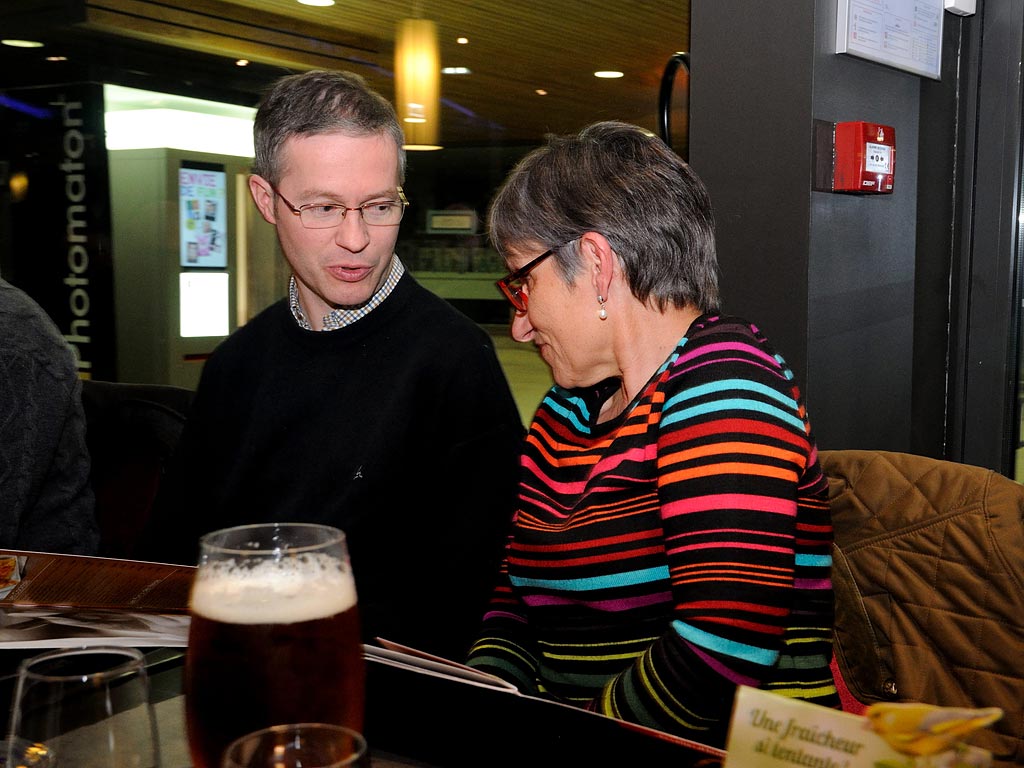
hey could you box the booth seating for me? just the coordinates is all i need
[80,380,193,560]
[821,449,1024,768]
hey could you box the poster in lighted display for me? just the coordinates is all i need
[179,162,227,268]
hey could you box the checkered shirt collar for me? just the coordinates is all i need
[288,255,405,331]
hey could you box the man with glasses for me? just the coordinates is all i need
[146,70,524,661]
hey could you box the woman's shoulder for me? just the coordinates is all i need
[685,312,767,343]
[673,312,794,383]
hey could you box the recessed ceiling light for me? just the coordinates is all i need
[2,39,44,48]
[535,89,548,96]
[45,55,68,62]
[235,59,250,67]
[297,0,335,6]
[456,37,469,44]
[441,67,470,75]
[594,70,624,79]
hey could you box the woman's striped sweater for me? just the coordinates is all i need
[467,314,838,746]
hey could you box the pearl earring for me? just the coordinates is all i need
[597,295,608,321]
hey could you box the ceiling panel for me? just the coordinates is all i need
[0,0,690,147]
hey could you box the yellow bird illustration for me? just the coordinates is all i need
[865,702,1003,757]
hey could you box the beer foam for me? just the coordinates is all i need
[189,553,358,625]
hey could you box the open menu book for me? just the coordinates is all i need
[0,549,521,690]
[368,637,727,761]
[0,549,194,610]
[367,637,518,693]
[0,549,194,648]
[0,551,521,692]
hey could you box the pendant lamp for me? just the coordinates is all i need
[394,18,442,150]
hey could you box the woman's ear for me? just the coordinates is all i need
[578,231,617,299]
[248,175,277,225]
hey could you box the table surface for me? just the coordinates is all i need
[152,696,431,768]
[0,648,430,768]
[145,651,435,768]
[1,647,724,768]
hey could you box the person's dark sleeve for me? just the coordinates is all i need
[0,349,99,555]
[465,536,544,695]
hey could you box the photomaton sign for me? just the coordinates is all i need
[0,82,116,380]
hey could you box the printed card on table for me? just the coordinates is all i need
[725,686,993,768]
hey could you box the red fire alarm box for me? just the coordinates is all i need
[833,121,895,193]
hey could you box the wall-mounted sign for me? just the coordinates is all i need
[426,209,478,235]
[179,161,227,268]
[836,0,943,80]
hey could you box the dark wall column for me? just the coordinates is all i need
[688,1,815,400]
[689,0,963,455]
[913,17,972,459]
[0,82,117,381]
[806,0,921,452]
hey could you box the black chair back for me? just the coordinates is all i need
[81,380,194,559]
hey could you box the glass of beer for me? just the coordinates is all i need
[185,523,364,768]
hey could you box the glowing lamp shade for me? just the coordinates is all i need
[394,18,442,150]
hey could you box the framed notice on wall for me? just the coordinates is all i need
[179,161,227,268]
[836,0,943,80]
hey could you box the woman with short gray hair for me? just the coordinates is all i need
[468,121,838,747]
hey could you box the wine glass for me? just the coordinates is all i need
[0,736,52,767]
[7,646,159,768]
[220,723,367,768]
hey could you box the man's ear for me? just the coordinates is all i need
[249,175,277,225]
[578,231,617,300]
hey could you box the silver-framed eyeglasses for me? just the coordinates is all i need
[272,184,409,228]
[496,246,559,313]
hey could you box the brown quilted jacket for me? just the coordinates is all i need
[821,450,1024,767]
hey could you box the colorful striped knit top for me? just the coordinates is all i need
[467,314,838,746]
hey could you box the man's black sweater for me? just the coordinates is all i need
[146,273,524,660]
